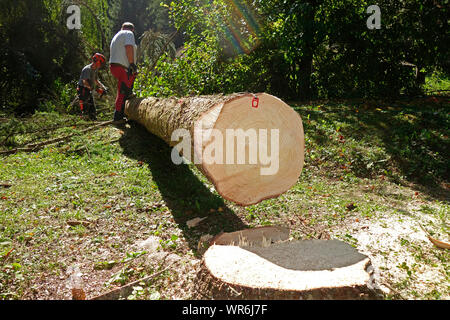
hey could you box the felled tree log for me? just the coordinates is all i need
[125,93,304,206]
[196,238,382,300]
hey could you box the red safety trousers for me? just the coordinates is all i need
[110,64,136,112]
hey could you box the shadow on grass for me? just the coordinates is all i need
[119,121,248,254]
[294,97,449,200]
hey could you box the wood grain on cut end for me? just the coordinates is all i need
[196,93,304,206]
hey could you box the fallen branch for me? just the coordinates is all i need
[0,120,124,156]
[83,144,91,160]
[24,120,118,149]
[2,248,14,263]
[0,132,14,147]
[91,259,179,300]
[427,235,450,250]
[380,281,406,300]
[419,224,450,250]
[67,220,92,227]
[2,121,104,149]
[147,29,180,72]
[19,121,104,136]
[0,183,12,188]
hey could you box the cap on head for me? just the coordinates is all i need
[121,22,135,31]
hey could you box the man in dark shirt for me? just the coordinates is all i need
[77,53,107,120]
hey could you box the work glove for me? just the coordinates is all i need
[96,87,108,98]
[127,63,138,78]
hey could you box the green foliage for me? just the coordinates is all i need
[112,0,174,41]
[0,0,122,114]
[254,0,449,99]
[138,29,177,65]
[1,0,448,114]
[0,0,84,113]
[135,0,264,97]
[56,79,78,111]
[136,0,449,99]
[424,71,450,93]
[37,78,78,113]
[136,37,225,97]
[299,99,450,185]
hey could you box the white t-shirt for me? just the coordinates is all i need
[109,30,137,68]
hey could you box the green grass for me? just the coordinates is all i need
[0,96,449,300]
[424,71,450,93]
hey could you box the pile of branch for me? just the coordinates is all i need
[0,120,124,156]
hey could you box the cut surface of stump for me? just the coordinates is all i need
[197,239,381,300]
[125,93,304,206]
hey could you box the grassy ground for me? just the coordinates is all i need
[0,95,448,300]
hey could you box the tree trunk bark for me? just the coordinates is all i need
[298,55,313,100]
[124,92,304,206]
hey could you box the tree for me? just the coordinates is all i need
[111,0,175,42]
[110,0,450,101]
[0,0,84,113]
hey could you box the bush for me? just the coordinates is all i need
[0,0,83,114]
[142,0,448,100]
[136,36,223,97]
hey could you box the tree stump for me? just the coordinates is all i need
[196,239,382,300]
[125,93,304,206]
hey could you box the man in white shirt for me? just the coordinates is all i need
[109,22,138,121]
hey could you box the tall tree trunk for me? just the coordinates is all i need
[297,1,317,100]
[125,93,304,206]
[298,54,313,100]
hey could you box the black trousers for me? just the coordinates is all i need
[77,85,96,120]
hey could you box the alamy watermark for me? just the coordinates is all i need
[66,4,380,31]
[170,120,280,176]
[66,5,81,30]
[367,5,381,30]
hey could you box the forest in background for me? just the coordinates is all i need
[0,0,448,115]
[0,0,449,301]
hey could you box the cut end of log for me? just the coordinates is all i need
[195,93,304,206]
